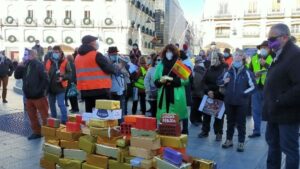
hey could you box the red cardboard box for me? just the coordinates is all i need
[158,123,181,136]
[124,115,144,124]
[121,122,132,135]
[136,117,157,131]
[47,118,60,128]
[161,113,179,124]
[66,122,81,132]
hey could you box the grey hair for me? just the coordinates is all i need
[233,49,245,58]
[29,49,38,57]
[271,23,291,37]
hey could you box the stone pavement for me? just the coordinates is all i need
[0,78,297,169]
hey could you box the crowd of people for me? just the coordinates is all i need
[0,23,299,169]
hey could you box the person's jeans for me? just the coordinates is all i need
[48,92,67,123]
[225,104,247,142]
[0,75,9,101]
[251,89,263,134]
[266,122,300,169]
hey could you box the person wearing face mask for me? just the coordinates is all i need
[15,49,49,140]
[154,44,189,134]
[45,45,72,124]
[263,23,300,169]
[223,48,233,67]
[218,49,256,152]
[32,40,44,62]
[75,35,119,113]
[198,52,228,141]
[247,41,273,139]
[144,53,161,117]
[129,43,142,65]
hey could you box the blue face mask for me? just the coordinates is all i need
[233,61,243,68]
[260,48,268,57]
[52,53,60,60]
[223,52,229,58]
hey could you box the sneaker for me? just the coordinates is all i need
[216,134,222,141]
[237,142,245,152]
[27,134,42,140]
[248,133,261,138]
[198,132,209,138]
[222,140,233,148]
[2,100,8,103]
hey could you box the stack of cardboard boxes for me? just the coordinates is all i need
[40,99,216,169]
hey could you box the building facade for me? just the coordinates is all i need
[0,0,156,60]
[201,0,300,50]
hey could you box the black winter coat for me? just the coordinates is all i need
[262,40,300,124]
[0,57,14,77]
[14,59,49,99]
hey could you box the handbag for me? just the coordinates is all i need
[67,83,79,98]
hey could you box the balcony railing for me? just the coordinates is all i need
[214,13,232,19]
[243,34,260,38]
[244,12,260,18]
[216,34,230,38]
[292,8,300,16]
[267,9,285,17]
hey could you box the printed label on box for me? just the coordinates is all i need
[92,109,122,120]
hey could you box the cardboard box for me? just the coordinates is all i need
[47,118,60,128]
[86,154,108,169]
[90,127,121,138]
[155,157,191,169]
[89,119,118,128]
[92,109,122,120]
[161,113,179,124]
[119,147,129,163]
[131,128,157,139]
[159,134,188,149]
[43,152,60,164]
[58,158,82,169]
[68,114,83,124]
[41,126,56,137]
[129,146,157,160]
[109,159,131,169]
[131,157,144,167]
[57,128,82,141]
[95,144,120,160]
[95,100,120,110]
[191,159,217,169]
[66,122,81,132]
[97,136,123,147]
[130,136,161,150]
[116,138,130,148]
[124,115,145,124]
[141,159,153,169]
[64,149,87,161]
[60,140,79,149]
[40,158,56,169]
[43,143,62,156]
[45,138,60,146]
[159,123,181,136]
[82,162,104,169]
[136,117,157,131]
[79,135,96,154]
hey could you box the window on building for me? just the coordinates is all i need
[65,10,72,19]
[291,24,300,33]
[28,10,33,17]
[248,0,257,13]
[84,10,91,18]
[218,1,229,15]
[46,10,53,18]
[243,25,260,37]
[215,27,230,38]
[272,0,281,12]
[296,0,300,11]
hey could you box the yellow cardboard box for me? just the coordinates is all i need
[86,154,108,169]
[89,119,118,128]
[43,152,60,164]
[40,158,56,169]
[60,140,79,149]
[82,162,104,169]
[159,134,188,148]
[192,159,216,169]
[58,158,82,169]
[95,100,120,110]
[130,136,161,150]
[41,126,56,137]
[57,128,82,141]
[109,159,131,169]
[45,138,60,146]
[129,146,157,160]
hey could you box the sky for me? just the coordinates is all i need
[178,0,204,20]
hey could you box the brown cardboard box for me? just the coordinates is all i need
[97,136,123,147]
[45,138,60,146]
[109,159,131,169]
[129,146,157,160]
[43,152,60,164]
[192,159,216,169]
[40,158,56,169]
[60,140,79,149]
[41,126,56,137]
[95,144,120,160]
[86,154,108,169]
[130,136,161,150]
[95,100,120,110]
[79,135,96,154]
[82,162,104,169]
[57,128,82,141]
[58,158,82,169]
[90,127,121,138]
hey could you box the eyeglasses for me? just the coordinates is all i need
[156,59,161,61]
[268,35,282,42]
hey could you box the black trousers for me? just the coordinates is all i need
[225,104,247,142]
[182,118,189,135]
[190,96,203,123]
[202,113,224,135]
[69,96,79,111]
[148,100,157,117]
[84,94,109,113]
[132,92,146,115]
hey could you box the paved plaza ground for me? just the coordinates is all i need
[0,78,297,169]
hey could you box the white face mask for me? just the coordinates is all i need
[166,52,173,60]
[211,45,216,49]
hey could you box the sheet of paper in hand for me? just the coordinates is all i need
[198,95,225,119]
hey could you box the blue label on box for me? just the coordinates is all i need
[97,109,109,118]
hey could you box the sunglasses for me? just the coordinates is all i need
[268,35,282,42]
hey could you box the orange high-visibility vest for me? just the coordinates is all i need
[45,59,68,88]
[75,51,112,90]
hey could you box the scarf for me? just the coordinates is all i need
[158,55,180,113]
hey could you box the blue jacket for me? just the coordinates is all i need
[218,66,256,106]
